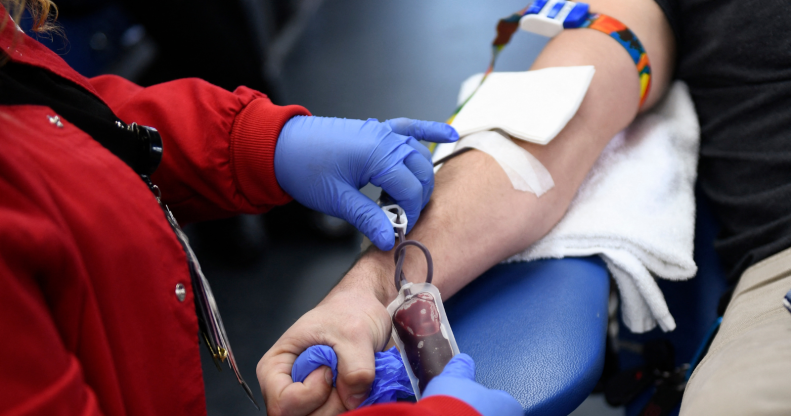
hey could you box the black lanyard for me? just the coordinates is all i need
[0,60,162,175]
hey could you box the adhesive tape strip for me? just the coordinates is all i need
[455,130,555,196]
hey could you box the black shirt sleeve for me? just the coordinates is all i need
[651,0,681,43]
[647,0,791,282]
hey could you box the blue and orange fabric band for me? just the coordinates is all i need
[581,13,651,108]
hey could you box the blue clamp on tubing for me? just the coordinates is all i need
[525,0,548,14]
[520,0,590,36]
[563,2,590,28]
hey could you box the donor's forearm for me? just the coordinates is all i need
[336,0,675,306]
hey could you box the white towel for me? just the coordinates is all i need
[506,82,700,333]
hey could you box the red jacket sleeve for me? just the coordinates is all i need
[347,396,481,416]
[88,75,311,223]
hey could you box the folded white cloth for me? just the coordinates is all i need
[506,82,700,333]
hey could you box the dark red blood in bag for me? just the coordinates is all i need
[392,292,454,392]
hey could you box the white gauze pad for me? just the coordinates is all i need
[455,130,554,196]
[452,66,595,145]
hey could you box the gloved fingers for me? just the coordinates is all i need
[370,162,424,234]
[403,151,434,210]
[404,136,433,161]
[423,354,523,416]
[337,185,396,251]
[440,353,476,380]
[292,345,338,385]
[385,118,460,143]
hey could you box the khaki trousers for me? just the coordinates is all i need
[680,246,791,415]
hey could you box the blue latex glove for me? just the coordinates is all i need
[423,354,522,416]
[291,345,339,386]
[274,116,459,250]
[292,345,414,407]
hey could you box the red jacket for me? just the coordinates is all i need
[0,12,478,416]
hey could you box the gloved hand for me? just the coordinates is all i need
[274,116,458,250]
[291,345,413,407]
[423,354,523,416]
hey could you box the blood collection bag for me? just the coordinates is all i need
[388,282,459,397]
[379,200,460,398]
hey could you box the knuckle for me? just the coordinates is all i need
[418,169,434,185]
[344,317,373,339]
[256,358,267,377]
[406,191,423,208]
[339,315,382,348]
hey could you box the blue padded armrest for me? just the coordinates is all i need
[444,257,610,415]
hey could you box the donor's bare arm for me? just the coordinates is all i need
[257,1,675,415]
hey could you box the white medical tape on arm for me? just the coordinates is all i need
[455,130,554,196]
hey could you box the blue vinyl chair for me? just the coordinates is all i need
[444,191,727,416]
[444,257,610,415]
